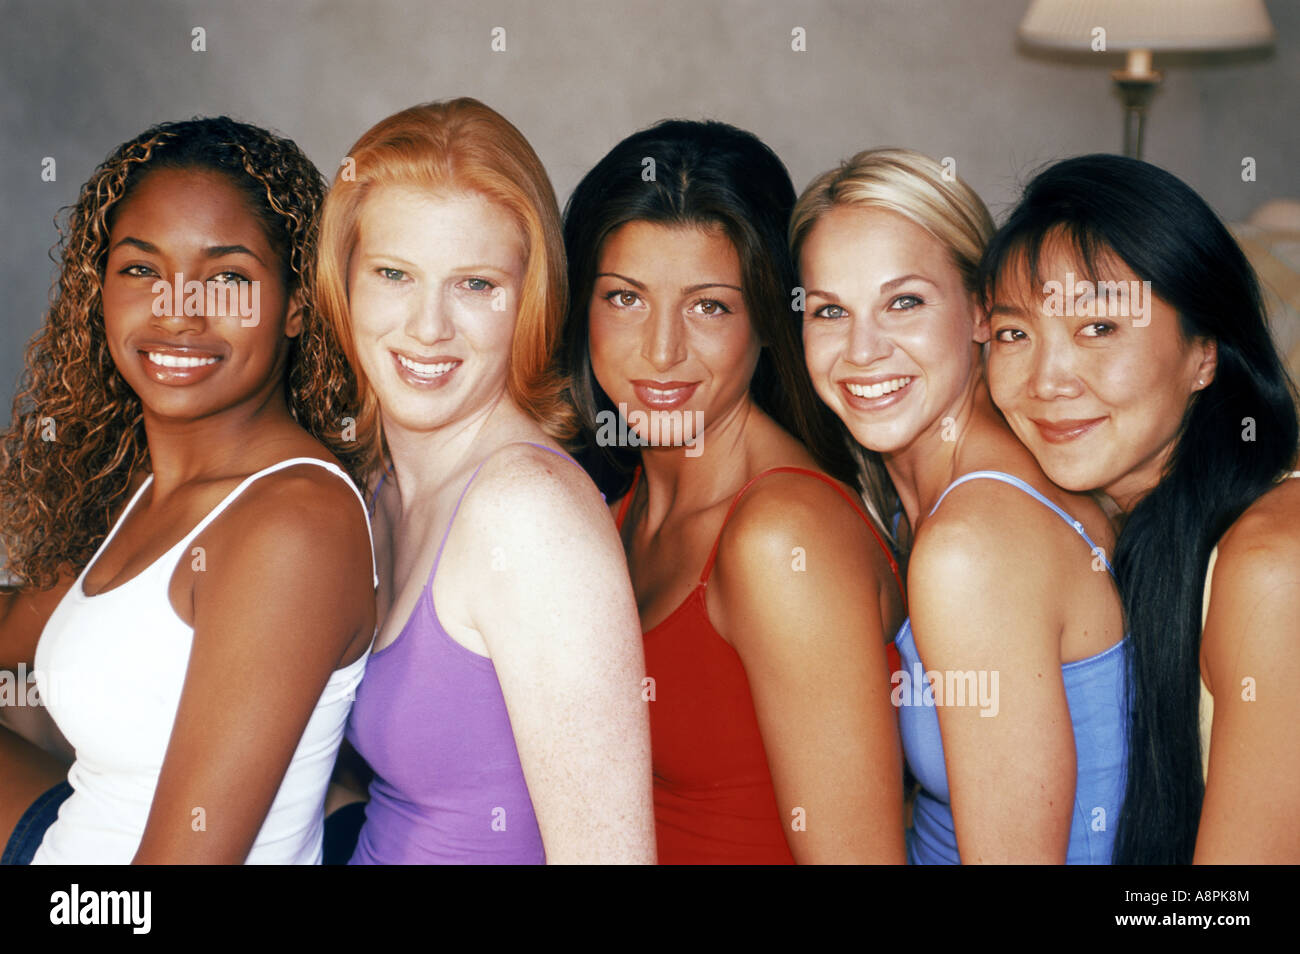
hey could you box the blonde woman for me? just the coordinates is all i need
[790,149,1127,863]
[315,99,654,864]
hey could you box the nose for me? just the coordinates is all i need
[1025,336,1083,400]
[406,287,455,345]
[846,311,891,367]
[641,305,687,371]
[151,277,209,333]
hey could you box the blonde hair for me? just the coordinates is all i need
[315,98,576,474]
[789,148,995,541]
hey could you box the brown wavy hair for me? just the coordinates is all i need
[315,97,577,475]
[0,116,361,589]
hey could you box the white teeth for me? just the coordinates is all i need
[396,354,456,377]
[846,376,912,399]
[147,352,219,369]
[646,386,686,398]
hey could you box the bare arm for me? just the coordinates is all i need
[908,495,1075,863]
[1196,518,1300,862]
[132,471,374,863]
[711,475,904,864]
[462,446,654,864]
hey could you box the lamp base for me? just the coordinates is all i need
[1111,69,1162,161]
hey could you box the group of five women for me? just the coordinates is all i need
[0,96,1296,864]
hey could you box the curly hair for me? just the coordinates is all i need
[0,116,362,589]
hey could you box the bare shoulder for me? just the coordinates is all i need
[914,475,1056,566]
[1208,477,1300,622]
[1218,476,1300,565]
[719,470,878,560]
[711,471,895,627]
[1203,476,1300,695]
[909,475,1066,617]
[457,443,610,550]
[203,460,371,567]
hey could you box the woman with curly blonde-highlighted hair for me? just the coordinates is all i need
[0,117,377,864]
[316,98,653,864]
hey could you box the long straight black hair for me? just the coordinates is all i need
[979,154,1299,863]
[560,119,856,500]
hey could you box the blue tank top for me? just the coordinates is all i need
[895,470,1128,864]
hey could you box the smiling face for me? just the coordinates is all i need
[985,237,1217,510]
[587,220,759,446]
[101,167,297,423]
[799,205,985,457]
[346,186,525,438]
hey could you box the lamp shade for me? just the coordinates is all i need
[1019,0,1275,52]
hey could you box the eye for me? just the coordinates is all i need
[889,294,924,311]
[690,298,731,318]
[603,289,643,309]
[208,270,251,286]
[377,267,406,282]
[812,303,848,320]
[1079,321,1116,338]
[463,277,495,293]
[120,264,158,278]
[994,327,1027,343]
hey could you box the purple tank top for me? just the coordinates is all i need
[346,443,594,865]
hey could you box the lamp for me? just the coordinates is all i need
[1018,0,1275,159]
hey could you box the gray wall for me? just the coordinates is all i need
[3,0,1297,417]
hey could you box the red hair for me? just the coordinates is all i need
[315,98,576,473]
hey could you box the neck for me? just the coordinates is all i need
[1104,445,1177,515]
[382,388,521,511]
[883,364,990,531]
[635,394,760,531]
[142,381,301,497]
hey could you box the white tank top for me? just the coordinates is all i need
[31,457,377,864]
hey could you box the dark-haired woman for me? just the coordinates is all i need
[982,153,1300,863]
[0,118,376,864]
[562,120,906,864]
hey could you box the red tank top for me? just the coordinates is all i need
[616,465,905,864]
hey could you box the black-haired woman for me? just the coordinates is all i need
[562,120,906,863]
[982,153,1300,864]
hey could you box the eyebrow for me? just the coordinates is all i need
[596,272,742,295]
[988,302,1032,319]
[880,273,938,292]
[358,254,513,276]
[111,236,266,265]
[805,274,940,300]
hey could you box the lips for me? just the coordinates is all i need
[391,350,460,389]
[839,375,915,410]
[1030,416,1107,444]
[136,344,224,386]
[631,380,698,410]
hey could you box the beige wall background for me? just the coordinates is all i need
[3,0,1297,414]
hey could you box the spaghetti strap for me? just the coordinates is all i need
[699,467,905,602]
[189,457,377,589]
[424,459,491,591]
[928,470,1114,575]
[88,476,156,570]
[615,467,642,529]
[83,457,378,591]
[369,470,389,518]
